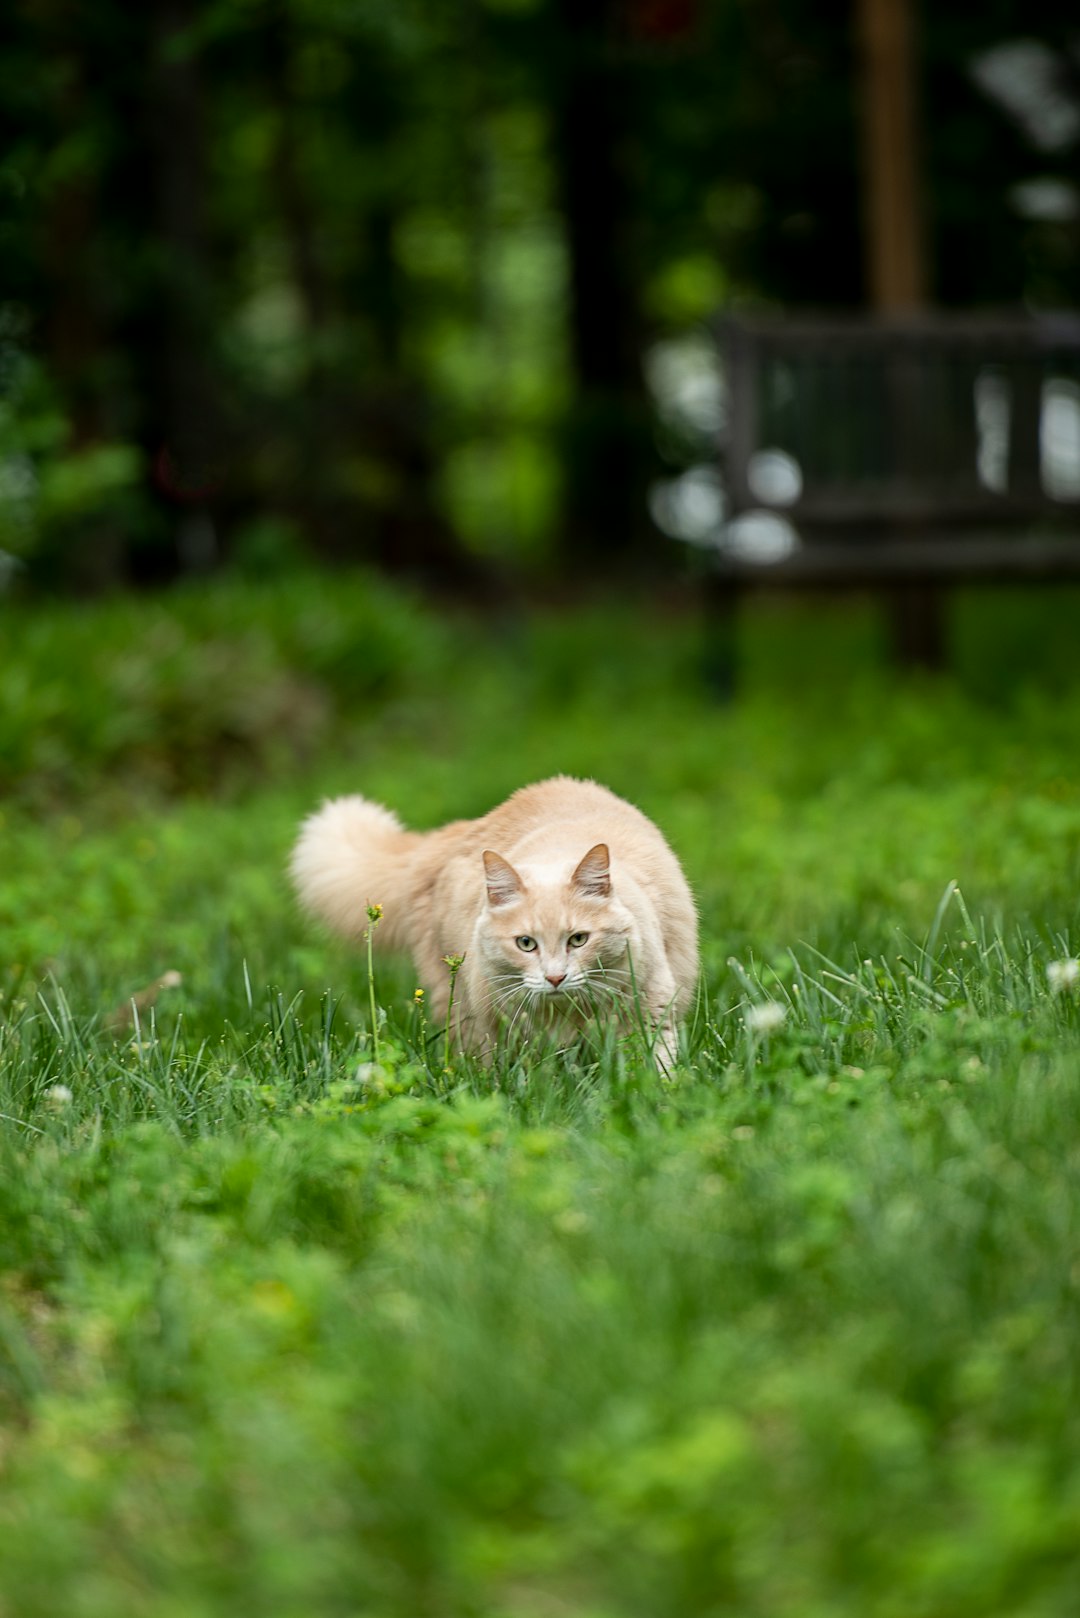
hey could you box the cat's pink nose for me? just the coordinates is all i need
[546,972,566,989]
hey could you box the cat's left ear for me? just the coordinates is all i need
[572,843,611,898]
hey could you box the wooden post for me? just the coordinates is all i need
[855,0,926,313]
[855,0,945,668]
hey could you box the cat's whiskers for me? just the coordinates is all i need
[487,970,524,991]
[503,990,539,1046]
[488,970,524,996]
[488,981,529,1015]
[579,968,631,1001]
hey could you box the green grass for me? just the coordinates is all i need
[2,573,1080,1615]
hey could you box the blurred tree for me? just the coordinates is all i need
[926,6,1080,308]
[0,0,1078,590]
[855,0,926,313]
[547,0,653,565]
[143,0,221,575]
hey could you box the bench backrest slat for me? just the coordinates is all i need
[718,314,1080,529]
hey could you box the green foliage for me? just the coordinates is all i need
[0,572,446,801]
[36,442,141,529]
[0,350,143,567]
[2,580,1080,1612]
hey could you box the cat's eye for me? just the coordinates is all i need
[515,935,538,952]
[568,931,590,948]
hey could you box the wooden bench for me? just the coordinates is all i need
[708,312,1080,685]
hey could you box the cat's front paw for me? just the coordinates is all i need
[653,1022,679,1075]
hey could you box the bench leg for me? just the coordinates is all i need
[887,584,947,670]
[704,576,741,697]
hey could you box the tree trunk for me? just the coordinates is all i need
[263,0,344,558]
[338,57,492,590]
[854,0,926,313]
[550,0,653,569]
[855,0,945,668]
[143,0,220,575]
[34,1,123,590]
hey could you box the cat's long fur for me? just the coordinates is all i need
[290,776,698,1065]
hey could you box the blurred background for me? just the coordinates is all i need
[2,0,1079,599]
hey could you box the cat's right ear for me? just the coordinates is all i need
[483,850,525,908]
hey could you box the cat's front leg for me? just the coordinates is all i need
[646,969,681,1074]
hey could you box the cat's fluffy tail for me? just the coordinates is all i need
[290,795,421,953]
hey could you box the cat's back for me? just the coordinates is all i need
[491,775,649,844]
[491,776,687,887]
[430,776,691,902]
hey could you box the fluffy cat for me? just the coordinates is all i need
[290,775,698,1067]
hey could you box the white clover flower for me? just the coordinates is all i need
[745,1000,787,1035]
[44,1084,73,1107]
[1047,958,1080,993]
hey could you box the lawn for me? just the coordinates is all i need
[2,573,1080,1616]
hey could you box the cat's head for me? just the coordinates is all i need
[477,843,633,1004]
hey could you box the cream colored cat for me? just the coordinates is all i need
[290,776,698,1067]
